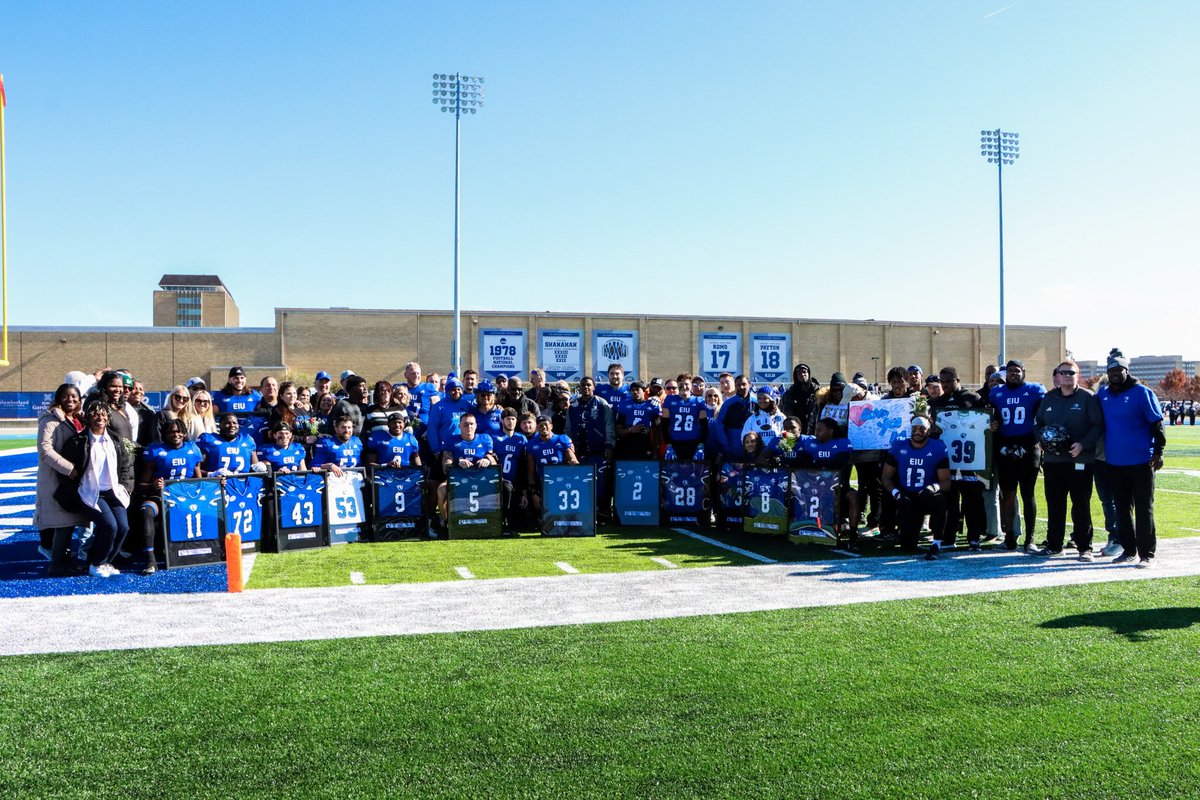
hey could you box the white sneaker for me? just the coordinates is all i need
[1078,550,1095,562]
[88,564,113,578]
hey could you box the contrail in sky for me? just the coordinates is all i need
[984,1,1022,19]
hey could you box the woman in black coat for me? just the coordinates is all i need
[55,403,135,578]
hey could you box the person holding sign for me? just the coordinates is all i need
[929,366,990,552]
[135,418,204,575]
[527,414,579,513]
[1033,360,1103,560]
[798,417,859,542]
[311,416,363,476]
[436,413,497,527]
[615,381,661,460]
[882,416,951,559]
[365,412,421,468]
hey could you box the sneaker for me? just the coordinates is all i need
[37,545,54,561]
[1025,545,1050,556]
[1101,541,1124,557]
[1111,552,1137,565]
[981,532,1000,543]
[1036,539,1051,550]
[1136,557,1154,569]
[1078,550,1094,562]
[140,562,157,576]
[968,540,981,552]
[88,564,113,579]
[874,532,898,544]
[924,547,940,561]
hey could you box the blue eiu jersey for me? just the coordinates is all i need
[597,383,629,407]
[494,433,527,483]
[527,433,573,469]
[224,476,265,542]
[887,438,950,492]
[666,396,706,442]
[197,432,257,474]
[798,436,854,469]
[616,398,660,428]
[143,442,203,481]
[257,442,306,472]
[277,473,325,529]
[449,434,494,464]
[212,390,262,417]
[367,429,420,466]
[311,435,363,469]
[404,382,441,425]
[471,406,506,438]
[989,382,1046,438]
[163,482,222,542]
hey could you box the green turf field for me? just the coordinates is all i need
[0,437,34,451]
[1163,423,1200,468]
[3,578,1198,799]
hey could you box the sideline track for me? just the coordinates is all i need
[4,537,1199,657]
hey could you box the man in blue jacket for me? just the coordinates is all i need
[1096,349,1166,567]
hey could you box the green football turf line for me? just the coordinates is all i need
[0,438,34,451]
[246,526,849,588]
[3,579,1199,798]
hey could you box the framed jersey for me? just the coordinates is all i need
[372,467,426,540]
[274,471,328,552]
[448,466,502,538]
[326,469,367,544]
[614,461,660,526]
[788,468,841,546]
[743,467,789,536]
[935,408,994,479]
[223,474,267,553]
[716,463,746,529]
[162,478,225,568]
[541,464,596,537]
[660,461,709,527]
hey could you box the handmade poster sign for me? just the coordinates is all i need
[847,397,916,451]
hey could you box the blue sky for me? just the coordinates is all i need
[2,1,1196,362]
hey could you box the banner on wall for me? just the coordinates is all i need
[593,330,639,381]
[749,333,791,385]
[478,329,526,379]
[538,329,584,382]
[698,332,742,382]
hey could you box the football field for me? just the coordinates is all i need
[0,427,1198,798]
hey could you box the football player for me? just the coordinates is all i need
[882,416,950,558]
[988,359,1046,550]
[136,418,203,574]
[198,413,260,476]
[311,416,363,476]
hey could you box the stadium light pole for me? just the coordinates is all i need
[432,73,484,376]
[980,129,1019,365]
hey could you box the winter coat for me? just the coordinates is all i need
[53,427,135,514]
[33,408,86,530]
[779,365,821,434]
[1034,387,1104,464]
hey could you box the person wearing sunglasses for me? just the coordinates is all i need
[1031,359,1103,560]
[185,391,218,441]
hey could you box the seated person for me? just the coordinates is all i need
[436,413,496,525]
[882,416,951,559]
[135,418,203,575]
[197,412,261,476]
[310,415,363,477]
[365,411,422,468]
[257,420,308,473]
[526,413,579,511]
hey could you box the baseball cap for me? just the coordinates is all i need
[907,364,923,373]
[629,380,647,391]
[316,371,332,381]
[186,377,206,389]
[649,377,664,387]
[1005,359,1025,371]
[340,370,355,382]
[536,413,552,424]
[924,375,941,385]
[228,366,245,378]
[386,411,407,422]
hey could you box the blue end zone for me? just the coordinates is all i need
[0,450,227,598]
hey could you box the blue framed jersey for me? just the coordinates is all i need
[541,464,596,536]
[717,462,747,528]
[660,461,709,526]
[223,474,267,550]
[743,467,789,535]
[788,469,841,545]
[447,466,502,538]
[162,479,224,567]
[372,467,425,539]
[326,469,366,544]
[275,471,327,551]
[614,460,660,526]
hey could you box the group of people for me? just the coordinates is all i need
[33,347,1167,577]
[1165,400,1196,426]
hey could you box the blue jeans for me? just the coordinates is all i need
[80,491,130,567]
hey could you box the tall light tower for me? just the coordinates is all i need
[979,129,1019,365]
[432,73,485,375]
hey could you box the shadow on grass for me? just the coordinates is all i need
[1040,607,1200,642]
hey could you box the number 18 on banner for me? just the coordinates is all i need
[698,332,742,382]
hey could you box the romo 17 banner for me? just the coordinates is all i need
[750,333,791,384]
[479,329,526,379]
[593,330,639,381]
[539,329,584,382]
[698,332,742,382]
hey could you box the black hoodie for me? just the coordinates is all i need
[780,364,821,434]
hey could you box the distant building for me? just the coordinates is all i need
[153,274,239,328]
[1127,355,1197,386]
[1077,360,1100,382]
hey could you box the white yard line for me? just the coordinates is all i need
[832,549,863,558]
[454,566,475,580]
[350,571,366,585]
[1158,488,1200,496]
[0,491,36,501]
[650,557,678,569]
[0,504,37,515]
[555,561,580,574]
[671,528,777,563]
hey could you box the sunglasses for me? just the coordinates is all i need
[1055,369,1077,376]
[194,399,212,405]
